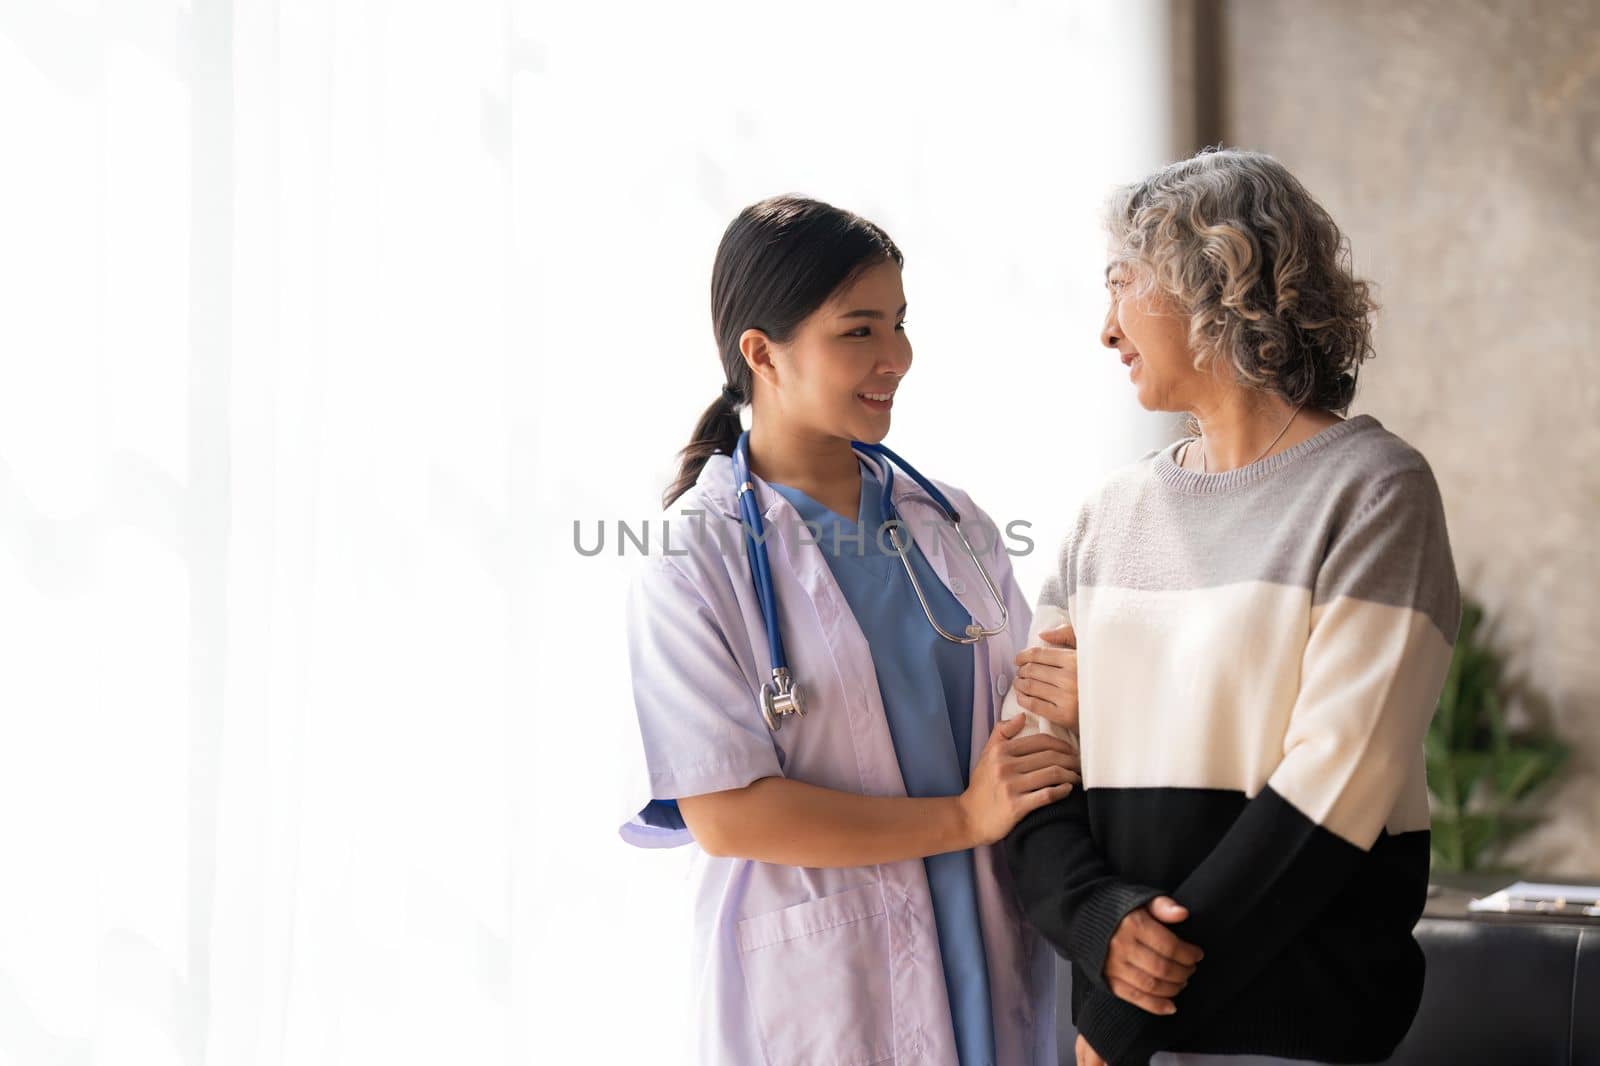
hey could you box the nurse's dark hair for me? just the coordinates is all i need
[662,195,903,508]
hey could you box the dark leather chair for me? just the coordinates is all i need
[1054,917,1599,1064]
[1388,917,1598,1066]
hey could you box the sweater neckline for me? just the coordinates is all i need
[1153,414,1378,495]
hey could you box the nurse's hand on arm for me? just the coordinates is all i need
[1011,623,1080,732]
[677,715,1079,867]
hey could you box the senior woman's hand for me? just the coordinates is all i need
[1012,623,1079,733]
[1105,895,1203,1014]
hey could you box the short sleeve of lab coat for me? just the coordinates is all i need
[617,558,783,849]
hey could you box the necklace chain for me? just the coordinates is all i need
[1193,402,1305,474]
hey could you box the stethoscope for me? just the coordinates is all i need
[731,430,1009,732]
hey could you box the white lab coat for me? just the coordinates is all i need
[619,452,1057,1065]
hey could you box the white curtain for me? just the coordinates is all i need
[0,2,1176,1062]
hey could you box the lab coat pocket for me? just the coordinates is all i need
[735,883,894,1066]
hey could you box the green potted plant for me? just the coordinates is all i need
[1425,597,1568,875]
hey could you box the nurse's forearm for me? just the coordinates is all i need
[678,776,977,868]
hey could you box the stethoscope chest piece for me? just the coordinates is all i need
[760,668,805,732]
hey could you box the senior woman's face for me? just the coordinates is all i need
[1100,261,1196,412]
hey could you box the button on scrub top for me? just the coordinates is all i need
[769,465,997,1066]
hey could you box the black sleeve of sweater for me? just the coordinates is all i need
[1074,792,1369,1064]
[1074,472,1460,1066]
[1002,786,1164,995]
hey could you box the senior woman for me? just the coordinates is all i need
[1003,149,1460,1066]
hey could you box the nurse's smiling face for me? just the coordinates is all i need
[744,258,911,446]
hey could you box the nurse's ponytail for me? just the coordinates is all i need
[662,386,747,509]
[662,195,902,509]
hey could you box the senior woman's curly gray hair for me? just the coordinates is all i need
[1106,147,1377,413]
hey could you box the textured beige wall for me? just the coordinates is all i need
[1217,0,1600,876]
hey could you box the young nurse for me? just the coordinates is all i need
[619,195,1081,1066]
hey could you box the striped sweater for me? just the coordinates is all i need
[1003,414,1460,1065]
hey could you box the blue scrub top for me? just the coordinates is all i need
[770,463,996,1066]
